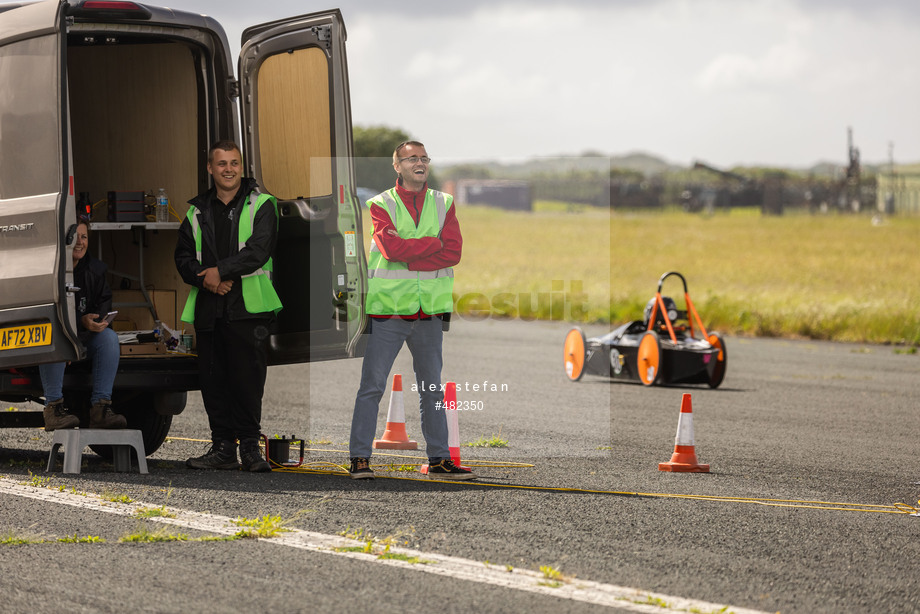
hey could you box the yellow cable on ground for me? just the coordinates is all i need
[164,437,917,515]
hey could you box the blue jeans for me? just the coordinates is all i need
[39,327,120,405]
[350,316,449,460]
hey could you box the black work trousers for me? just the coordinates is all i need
[196,318,269,442]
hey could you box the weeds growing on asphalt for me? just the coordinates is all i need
[134,506,176,519]
[334,540,433,564]
[334,542,373,554]
[335,525,419,555]
[102,491,134,504]
[1,531,45,545]
[377,552,433,564]
[57,533,105,543]
[196,535,241,542]
[2,531,105,545]
[119,526,189,543]
[22,471,52,488]
[378,463,420,472]
[465,426,509,448]
[339,526,375,542]
[231,515,289,539]
[538,564,573,588]
[632,594,670,608]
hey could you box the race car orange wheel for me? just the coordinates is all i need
[707,332,727,389]
[563,327,587,381]
[637,331,661,386]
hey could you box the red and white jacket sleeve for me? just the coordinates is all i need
[369,201,462,271]
[407,205,461,271]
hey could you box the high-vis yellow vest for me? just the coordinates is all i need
[180,192,283,323]
[366,188,454,315]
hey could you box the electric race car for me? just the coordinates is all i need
[563,272,726,388]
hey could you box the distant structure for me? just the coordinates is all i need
[841,126,862,212]
[452,179,533,211]
[876,141,920,215]
[683,160,783,215]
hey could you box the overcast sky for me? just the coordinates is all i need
[57,1,920,167]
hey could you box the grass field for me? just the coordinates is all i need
[362,204,920,344]
[458,204,920,345]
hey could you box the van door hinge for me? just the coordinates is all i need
[313,25,331,42]
[228,79,240,99]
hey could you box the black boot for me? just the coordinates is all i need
[239,439,271,473]
[43,399,79,431]
[186,440,239,470]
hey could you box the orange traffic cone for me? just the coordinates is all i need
[658,393,710,472]
[443,382,466,467]
[421,382,469,474]
[373,374,418,450]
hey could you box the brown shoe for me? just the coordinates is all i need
[43,399,79,431]
[89,399,127,429]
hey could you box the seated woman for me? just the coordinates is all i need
[42,218,126,430]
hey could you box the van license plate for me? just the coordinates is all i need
[0,323,52,351]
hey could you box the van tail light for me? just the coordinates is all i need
[69,1,153,20]
[8,368,32,387]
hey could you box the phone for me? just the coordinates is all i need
[99,311,118,325]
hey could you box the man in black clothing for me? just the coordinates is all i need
[174,140,282,472]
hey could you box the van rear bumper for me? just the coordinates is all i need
[0,356,200,404]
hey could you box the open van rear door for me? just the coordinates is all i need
[0,0,81,370]
[239,10,366,365]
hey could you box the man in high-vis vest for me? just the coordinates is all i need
[348,140,474,480]
[174,140,281,473]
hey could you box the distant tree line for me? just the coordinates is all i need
[352,125,879,213]
[352,125,440,192]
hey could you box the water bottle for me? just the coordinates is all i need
[156,188,169,223]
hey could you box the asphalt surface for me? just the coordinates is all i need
[1,318,919,613]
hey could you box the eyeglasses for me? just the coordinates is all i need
[398,156,430,165]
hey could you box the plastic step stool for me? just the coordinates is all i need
[46,428,148,474]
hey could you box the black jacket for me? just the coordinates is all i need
[73,252,113,343]
[174,177,278,331]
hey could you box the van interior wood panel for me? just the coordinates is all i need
[256,47,331,200]
[68,42,198,318]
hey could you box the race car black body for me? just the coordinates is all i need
[564,272,726,388]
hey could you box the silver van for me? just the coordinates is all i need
[0,0,367,454]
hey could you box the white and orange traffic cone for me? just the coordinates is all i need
[421,381,470,474]
[373,374,418,450]
[658,393,710,473]
[443,382,467,467]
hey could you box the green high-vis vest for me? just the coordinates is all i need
[180,191,283,323]
[365,188,454,315]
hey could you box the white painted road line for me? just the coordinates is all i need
[1,477,770,614]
